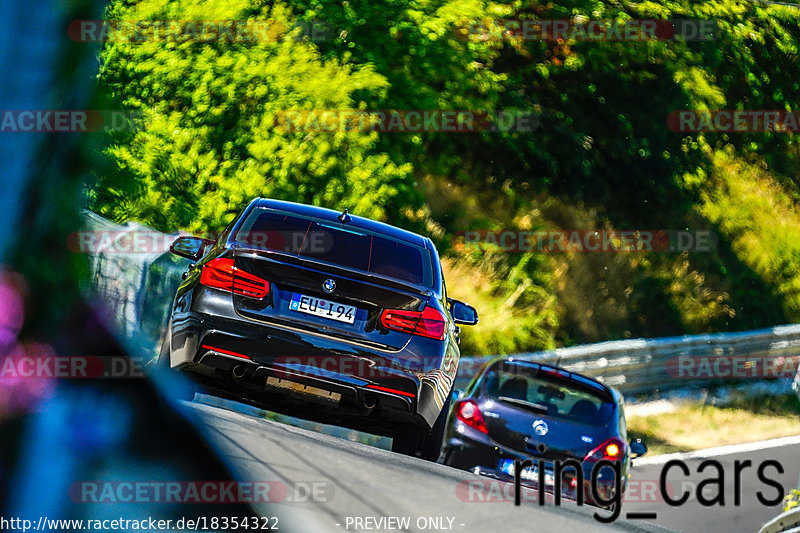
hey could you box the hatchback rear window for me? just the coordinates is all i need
[234,208,432,286]
[483,361,616,426]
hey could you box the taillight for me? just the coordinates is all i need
[200,258,269,298]
[380,306,446,340]
[417,306,446,339]
[380,310,419,333]
[454,399,488,434]
[584,438,625,462]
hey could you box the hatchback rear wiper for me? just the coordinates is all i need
[497,396,549,413]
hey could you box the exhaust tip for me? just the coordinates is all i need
[363,393,378,410]
[232,364,247,380]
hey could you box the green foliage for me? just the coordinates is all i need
[443,251,559,354]
[283,0,507,178]
[94,0,413,233]
[786,489,800,512]
[92,0,800,353]
[700,150,800,321]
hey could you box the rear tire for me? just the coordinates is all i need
[392,394,452,461]
[391,422,422,456]
[421,394,451,461]
[157,338,196,402]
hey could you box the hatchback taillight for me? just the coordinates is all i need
[380,306,446,340]
[583,438,625,462]
[454,399,488,433]
[200,258,269,298]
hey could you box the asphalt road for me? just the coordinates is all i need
[182,400,672,533]
[625,440,800,533]
[181,397,798,533]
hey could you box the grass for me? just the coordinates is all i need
[700,150,800,320]
[441,253,559,355]
[627,394,800,456]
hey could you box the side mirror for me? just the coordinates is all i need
[630,438,648,458]
[170,236,213,261]
[451,300,478,326]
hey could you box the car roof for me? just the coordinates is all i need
[251,198,429,248]
[490,356,618,401]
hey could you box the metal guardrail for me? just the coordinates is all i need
[760,508,800,533]
[82,211,190,359]
[82,212,800,396]
[456,326,800,393]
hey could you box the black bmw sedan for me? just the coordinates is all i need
[159,198,478,460]
[441,357,647,505]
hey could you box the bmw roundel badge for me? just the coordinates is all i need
[322,278,336,293]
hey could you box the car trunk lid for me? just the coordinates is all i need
[231,247,430,351]
[481,399,610,461]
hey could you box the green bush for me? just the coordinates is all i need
[93,0,414,233]
[91,0,800,353]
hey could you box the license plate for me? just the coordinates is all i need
[266,377,341,405]
[499,459,555,486]
[289,293,356,324]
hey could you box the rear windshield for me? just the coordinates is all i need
[233,208,432,286]
[482,361,615,426]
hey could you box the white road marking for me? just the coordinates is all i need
[633,435,800,466]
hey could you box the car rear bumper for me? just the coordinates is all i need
[168,306,449,430]
[196,348,415,413]
[442,426,623,505]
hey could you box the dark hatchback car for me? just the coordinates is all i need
[160,198,478,459]
[441,358,647,504]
